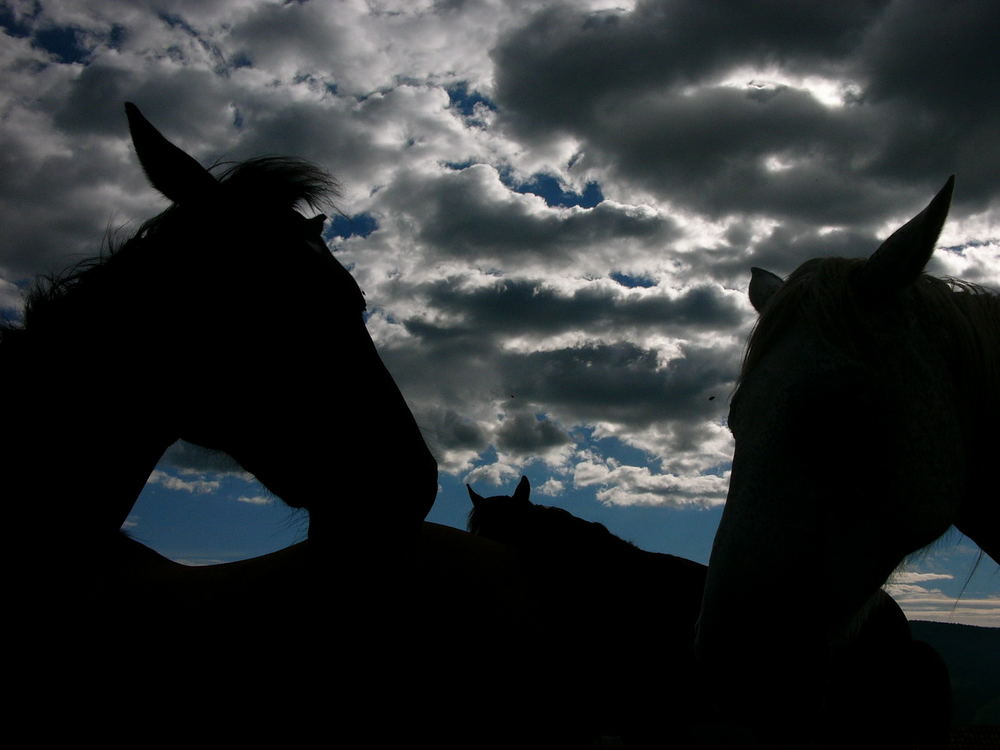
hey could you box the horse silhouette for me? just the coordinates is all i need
[697,176,981,747]
[3,102,436,742]
[471,478,952,748]
[468,476,708,747]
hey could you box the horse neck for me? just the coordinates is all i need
[949,289,1000,563]
[3,330,176,550]
[541,509,637,561]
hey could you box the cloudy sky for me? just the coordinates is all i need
[2,0,997,626]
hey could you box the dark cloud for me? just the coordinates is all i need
[689,223,882,283]
[415,407,491,459]
[223,98,394,181]
[492,1,885,133]
[493,0,1000,222]
[745,223,880,276]
[495,410,572,454]
[227,1,350,70]
[498,341,734,429]
[0,126,141,278]
[378,165,677,266]
[51,61,228,140]
[417,277,744,337]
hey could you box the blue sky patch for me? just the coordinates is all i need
[610,271,657,288]
[503,170,604,209]
[326,212,378,239]
[0,5,32,38]
[107,24,126,50]
[34,26,90,63]
[158,12,197,36]
[229,51,253,69]
[446,163,604,209]
[446,82,496,117]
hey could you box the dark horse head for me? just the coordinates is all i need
[696,176,997,741]
[3,104,436,563]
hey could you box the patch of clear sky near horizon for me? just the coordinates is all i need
[130,450,998,628]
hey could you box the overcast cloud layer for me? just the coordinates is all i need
[3,0,999,522]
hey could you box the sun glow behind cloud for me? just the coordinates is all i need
[713,68,864,109]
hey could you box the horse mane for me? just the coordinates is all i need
[740,258,1000,412]
[1,156,338,345]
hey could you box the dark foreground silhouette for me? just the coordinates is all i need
[1,103,963,747]
[2,102,444,744]
[469,477,953,749]
[697,176,998,747]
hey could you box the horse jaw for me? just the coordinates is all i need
[696,477,901,734]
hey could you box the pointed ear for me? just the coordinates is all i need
[307,214,327,236]
[125,102,219,205]
[855,176,954,300]
[467,484,485,507]
[513,475,530,502]
[748,267,783,313]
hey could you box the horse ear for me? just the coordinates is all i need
[855,176,955,300]
[514,475,530,502]
[307,214,327,236]
[467,484,485,507]
[748,267,783,313]
[125,102,219,205]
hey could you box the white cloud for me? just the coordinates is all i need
[884,582,1000,628]
[888,571,955,585]
[464,461,521,491]
[236,495,272,506]
[146,469,220,495]
[573,457,728,508]
[884,562,1000,627]
[713,68,864,110]
[537,478,565,496]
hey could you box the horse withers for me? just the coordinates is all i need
[697,178,981,747]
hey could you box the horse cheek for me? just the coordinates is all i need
[890,386,968,556]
